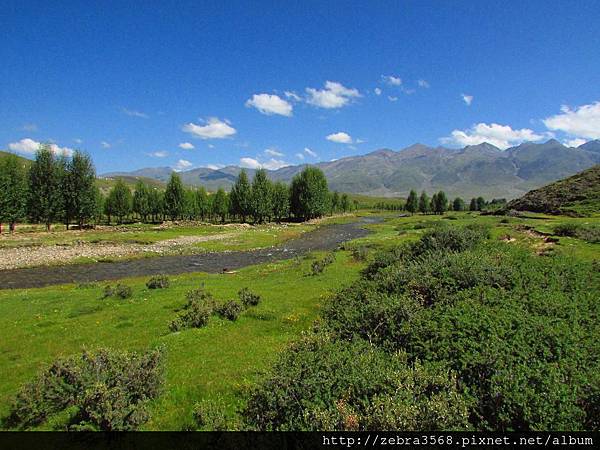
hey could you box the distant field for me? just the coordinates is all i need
[0,211,598,430]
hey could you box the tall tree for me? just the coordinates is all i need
[453,197,465,212]
[229,169,252,222]
[405,189,418,214]
[64,151,97,229]
[433,190,448,215]
[164,173,185,220]
[133,180,151,222]
[271,181,290,223]
[27,145,63,231]
[290,166,329,221]
[148,188,163,222]
[251,169,273,223]
[340,193,350,213]
[418,191,430,214]
[476,196,486,211]
[0,154,28,233]
[330,191,340,214]
[212,188,229,223]
[195,186,209,221]
[469,198,478,212]
[107,179,132,224]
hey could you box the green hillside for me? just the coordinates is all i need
[507,165,600,216]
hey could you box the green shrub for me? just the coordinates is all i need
[238,288,260,308]
[554,223,600,243]
[243,335,470,431]
[308,252,336,276]
[351,246,369,261]
[102,283,132,299]
[193,397,236,430]
[146,275,170,289]
[169,299,213,332]
[216,301,243,321]
[4,347,163,430]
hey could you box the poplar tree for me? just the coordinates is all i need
[433,190,448,214]
[164,173,185,220]
[27,145,62,231]
[453,197,465,211]
[418,191,430,214]
[0,154,28,232]
[133,180,151,222]
[290,166,329,221]
[107,179,132,224]
[405,190,418,214]
[469,198,478,211]
[340,193,350,213]
[230,169,252,222]
[195,186,209,221]
[212,188,229,223]
[251,169,273,223]
[271,181,290,222]
[65,151,97,229]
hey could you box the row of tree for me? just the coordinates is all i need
[104,166,353,225]
[0,146,100,232]
[404,190,494,215]
[0,145,351,231]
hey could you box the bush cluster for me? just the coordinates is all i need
[244,224,600,431]
[554,223,600,243]
[309,252,336,276]
[102,283,133,299]
[4,347,164,430]
[169,287,261,331]
[146,275,170,289]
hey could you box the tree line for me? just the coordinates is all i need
[0,145,353,232]
[380,190,505,214]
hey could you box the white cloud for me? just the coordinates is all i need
[382,75,402,86]
[441,123,544,150]
[204,164,224,170]
[207,143,215,149]
[305,81,361,109]
[543,102,600,140]
[304,147,317,157]
[174,159,193,171]
[264,148,284,157]
[418,79,430,88]
[564,138,587,148]
[21,123,38,132]
[355,138,365,144]
[239,157,289,170]
[388,96,398,102]
[284,91,301,101]
[122,107,148,118]
[245,93,293,117]
[74,138,83,144]
[8,138,74,157]
[374,87,382,96]
[462,94,473,106]
[101,141,111,148]
[149,151,168,158]
[178,142,195,150]
[295,153,305,160]
[326,132,353,144]
[182,117,237,139]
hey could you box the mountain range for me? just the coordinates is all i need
[101,139,599,199]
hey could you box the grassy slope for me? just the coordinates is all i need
[507,165,600,216]
[0,211,597,430]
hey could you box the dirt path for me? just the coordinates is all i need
[0,217,381,289]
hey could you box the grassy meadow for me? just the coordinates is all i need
[0,210,598,430]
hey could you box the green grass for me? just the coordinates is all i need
[0,250,363,430]
[0,210,597,430]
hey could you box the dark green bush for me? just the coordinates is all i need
[238,288,260,308]
[169,299,213,332]
[216,301,243,321]
[193,397,237,430]
[146,275,170,289]
[554,223,600,243]
[308,252,336,276]
[243,335,470,431]
[102,283,132,299]
[4,347,163,430]
[351,246,369,261]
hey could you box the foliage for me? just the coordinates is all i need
[4,347,164,430]
[553,223,600,243]
[418,191,430,214]
[0,153,28,230]
[133,180,151,222]
[216,300,243,321]
[251,169,273,223]
[405,189,418,214]
[164,173,185,220]
[102,283,133,299]
[290,167,330,220]
[105,179,132,224]
[146,275,170,289]
[193,397,237,431]
[308,252,336,276]
[212,188,229,223]
[238,287,260,308]
[271,181,290,222]
[453,197,465,212]
[27,145,63,230]
[63,151,98,228]
[351,245,369,261]
[243,335,470,431]
[229,169,252,222]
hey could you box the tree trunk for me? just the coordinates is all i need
[46,222,51,232]
[0,223,2,234]
[9,222,16,233]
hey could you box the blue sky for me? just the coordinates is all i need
[2,0,600,173]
